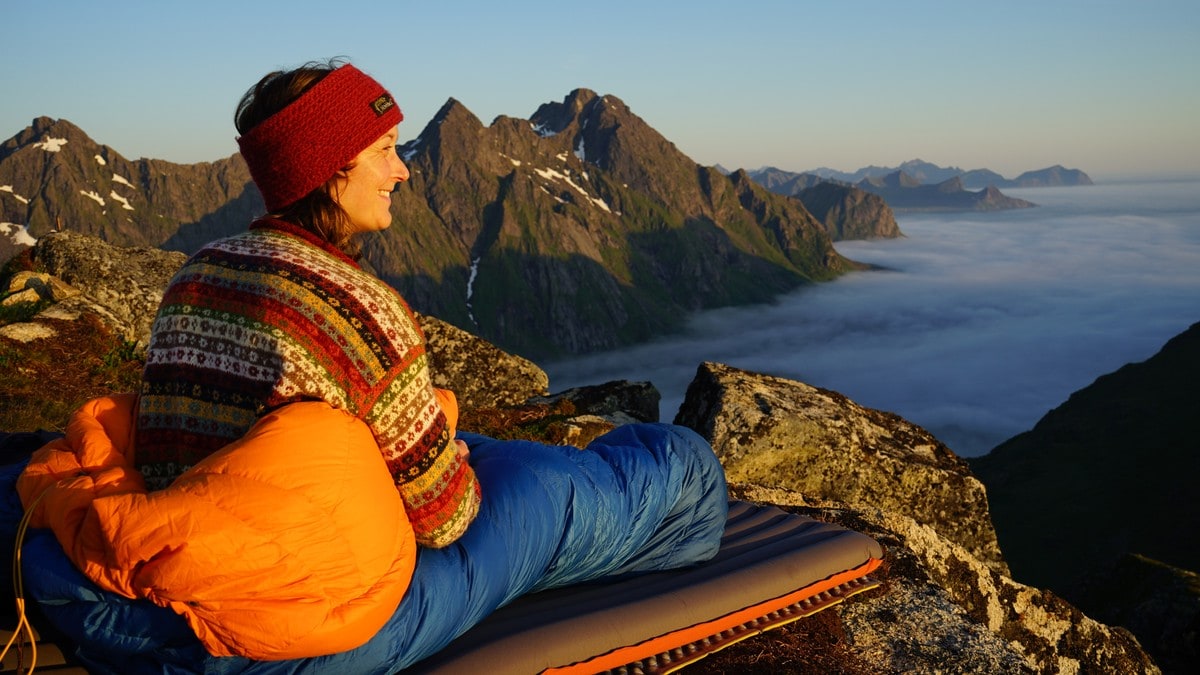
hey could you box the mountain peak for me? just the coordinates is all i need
[30,115,60,133]
[801,160,1092,190]
[528,89,596,138]
[862,170,922,189]
[935,175,965,193]
[2,117,92,161]
[409,98,484,152]
[563,87,601,109]
[429,97,482,127]
[0,116,254,254]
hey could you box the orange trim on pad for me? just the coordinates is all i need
[543,556,884,674]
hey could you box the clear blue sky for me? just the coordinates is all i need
[4,0,1197,180]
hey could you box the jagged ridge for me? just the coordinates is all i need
[367,88,870,359]
[1,91,894,361]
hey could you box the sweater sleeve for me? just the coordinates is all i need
[321,275,480,546]
[362,290,480,547]
[371,370,481,548]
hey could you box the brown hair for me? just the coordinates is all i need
[235,59,362,258]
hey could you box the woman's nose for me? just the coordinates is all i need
[394,156,410,183]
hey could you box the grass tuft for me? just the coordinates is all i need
[0,314,144,432]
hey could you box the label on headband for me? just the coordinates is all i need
[371,94,396,117]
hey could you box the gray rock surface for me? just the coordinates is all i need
[418,312,549,409]
[675,361,1008,575]
[29,230,186,347]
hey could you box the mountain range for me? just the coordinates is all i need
[803,158,1094,190]
[0,91,906,362]
[749,159,1093,213]
[0,92,1090,361]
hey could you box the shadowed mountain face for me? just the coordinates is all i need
[1,89,889,361]
[970,321,1200,672]
[971,321,1200,593]
[375,88,879,358]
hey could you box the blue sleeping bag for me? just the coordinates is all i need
[0,423,728,673]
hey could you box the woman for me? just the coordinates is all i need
[5,60,727,673]
[134,60,478,548]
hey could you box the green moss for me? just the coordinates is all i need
[0,299,50,326]
[95,340,143,390]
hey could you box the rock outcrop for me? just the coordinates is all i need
[12,230,186,347]
[674,361,1007,575]
[419,312,549,409]
[673,362,1158,673]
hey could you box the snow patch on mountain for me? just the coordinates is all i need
[0,222,36,246]
[34,136,67,152]
[1,185,30,205]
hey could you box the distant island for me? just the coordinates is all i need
[745,159,1093,213]
[805,159,1094,190]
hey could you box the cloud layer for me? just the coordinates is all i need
[545,181,1200,457]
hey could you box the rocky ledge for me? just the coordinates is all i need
[0,231,1161,673]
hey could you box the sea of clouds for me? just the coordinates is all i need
[545,179,1200,457]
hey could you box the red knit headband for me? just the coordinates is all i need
[237,64,404,212]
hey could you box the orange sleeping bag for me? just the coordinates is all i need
[16,393,418,660]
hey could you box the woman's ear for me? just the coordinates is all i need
[329,170,350,198]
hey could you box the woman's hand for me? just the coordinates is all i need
[455,439,470,460]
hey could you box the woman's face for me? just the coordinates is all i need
[333,128,410,234]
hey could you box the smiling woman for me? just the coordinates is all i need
[137,60,459,512]
[332,127,410,234]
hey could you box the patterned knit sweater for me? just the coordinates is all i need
[135,219,480,547]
